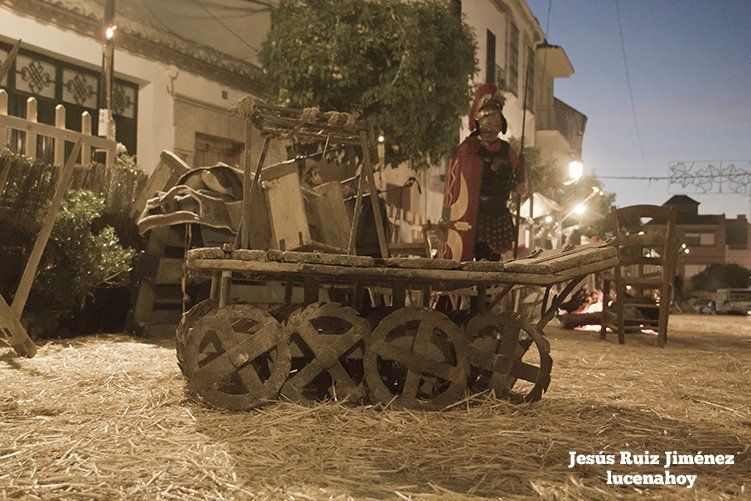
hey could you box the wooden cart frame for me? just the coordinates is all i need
[176,99,618,411]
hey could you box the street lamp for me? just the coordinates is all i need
[377,133,386,167]
[566,160,584,185]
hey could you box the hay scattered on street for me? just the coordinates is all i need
[1,315,749,499]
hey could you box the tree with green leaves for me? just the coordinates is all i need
[259,0,477,168]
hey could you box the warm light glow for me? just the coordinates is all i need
[377,134,385,143]
[105,25,117,40]
[573,203,587,215]
[568,161,584,182]
[638,231,645,235]
[684,248,690,254]
[544,215,553,224]
[592,186,601,194]
[681,243,687,249]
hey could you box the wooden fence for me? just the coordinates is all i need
[0,89,117,166]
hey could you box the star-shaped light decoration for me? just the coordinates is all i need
[694,164,722,193]
[725,163,750,194]
[669,162,694,189]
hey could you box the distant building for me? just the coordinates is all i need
[648,195,751,285]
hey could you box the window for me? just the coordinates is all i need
[507,21,519,95]
[525,46,535,110]
[0,41,138,158]
[486,30,496,84]
[684,232,715,247]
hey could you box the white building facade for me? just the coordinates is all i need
[0,0,285,172]
[378,0,586,243]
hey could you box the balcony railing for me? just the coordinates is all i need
[537,98,587,153]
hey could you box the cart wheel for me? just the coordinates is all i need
[176,299,217,377]
[181,304,291,410]
[465,311,552,403]
[364,307,469,410]
[281,302,371,405]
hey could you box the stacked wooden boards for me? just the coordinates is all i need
[186,241,618,291]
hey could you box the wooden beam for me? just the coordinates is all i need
[11,140,82,317]
[0,39,21,83]
[361,130,389,258]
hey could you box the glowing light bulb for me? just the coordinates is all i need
[568,161,583,182]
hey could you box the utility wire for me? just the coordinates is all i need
[190,0,260,58]
[615,0,650,177]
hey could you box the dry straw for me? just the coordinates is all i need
[1,315,748,499]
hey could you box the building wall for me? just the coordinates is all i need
[380,0,546,240]
[675,223,727,281]
[0,6,255,173]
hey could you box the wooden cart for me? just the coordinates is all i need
[176,99,617,411]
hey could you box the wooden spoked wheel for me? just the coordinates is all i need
[364,307,469,410]
[180,304,291,411]
[176,299,217,377]
[281,302,371,405]
[465,311,552,403]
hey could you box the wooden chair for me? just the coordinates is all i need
[600,205,677,346]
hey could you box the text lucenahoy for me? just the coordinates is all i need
[567,451,735,489]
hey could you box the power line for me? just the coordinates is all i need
[614,0,650,177]
[189,0,260,58]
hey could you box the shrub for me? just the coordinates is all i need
[28,190,135,317]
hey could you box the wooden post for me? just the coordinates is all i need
[210,271,221,300]
[0,91,8,195]
[0,39,21,83]
[54,104,66,166]
[25,97,37,160]
[347,146,367,255]
[241,122,253,249]
[361,130,389,258]
[81,112,92,165]
[11,140,82,317]
[218,271,232,307]
[243,136,271,248]
[105,144,116,167]
[0,90,7,148]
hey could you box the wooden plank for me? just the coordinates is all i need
[54,105,65,166]
[361,131,388,258]
[80,112,92,165]
[0,90,7,149]
[241,121,253,248]
[24,98,37,160]
[11,140,81,317]
[188,258,562,286]
[347,146,367,254]
[152,258,184,285]
[0,39,21,83]
[307,181,351,249]
[130,150,191,220]
[0,113,115,150]
[0,295,36,358]
[265,170,310,250]
[619,233,666,247]
[505,245,617,274]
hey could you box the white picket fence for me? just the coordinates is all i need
[0,89,116,166]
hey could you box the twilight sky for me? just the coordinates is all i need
[526,0,751,218]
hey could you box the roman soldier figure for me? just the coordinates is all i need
[439,83,525,262]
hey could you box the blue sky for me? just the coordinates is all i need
[526,0,751,218]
